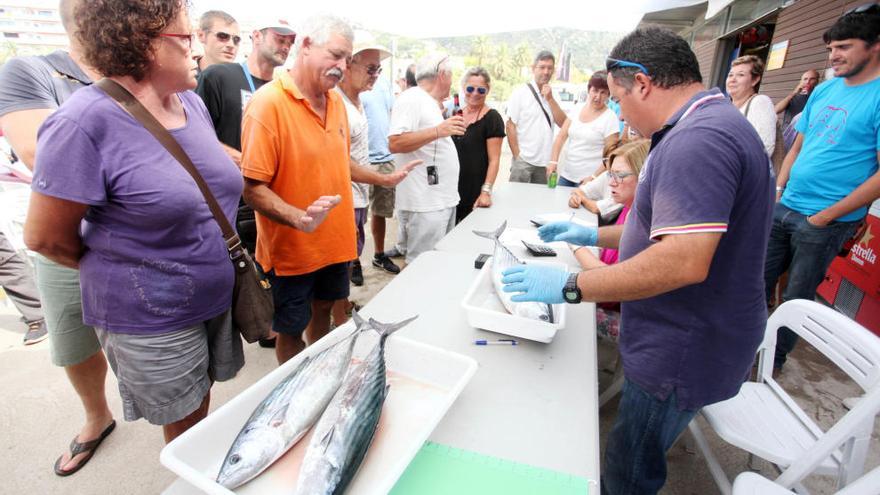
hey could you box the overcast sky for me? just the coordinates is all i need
[191,0,652,38]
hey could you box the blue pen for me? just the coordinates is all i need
[475,339,518,346]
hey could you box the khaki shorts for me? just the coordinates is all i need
[97,309,243,425]
[369,160,396,218]
[34,255,101,367]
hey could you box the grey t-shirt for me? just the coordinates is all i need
[0,50,91,116]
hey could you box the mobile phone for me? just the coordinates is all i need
[474,253,491,269]
[426,165,439,185]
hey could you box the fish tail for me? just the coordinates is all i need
[367,315,419,345]
[472,220,507,242]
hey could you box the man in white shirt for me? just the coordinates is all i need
[506,50,567,184]
[388,54,464,265]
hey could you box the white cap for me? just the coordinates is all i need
[255,17,295,36]
[352,30,391,60]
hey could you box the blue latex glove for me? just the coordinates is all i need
[501,264,568,304]
[538,221,597,246]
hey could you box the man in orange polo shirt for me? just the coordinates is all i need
[241,15,416,364]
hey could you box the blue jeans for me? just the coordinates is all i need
[602,379,698,495]
[558,175,580,187]
[763,203,859,367]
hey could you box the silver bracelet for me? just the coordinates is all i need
[481,183,492,194]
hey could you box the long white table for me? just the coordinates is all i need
[165,181,602,494]
[359,250,600,485]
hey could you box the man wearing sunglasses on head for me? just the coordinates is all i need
[196,10,240,73]
[501,27,773,494]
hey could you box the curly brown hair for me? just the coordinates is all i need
[75,0,188,81]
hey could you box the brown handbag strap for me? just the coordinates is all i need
[94,78,242,254]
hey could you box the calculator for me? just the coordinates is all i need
[522,240,557,257]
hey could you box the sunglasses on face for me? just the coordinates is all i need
[465,86,487,95]
[353,61,382,76]
[159,32,194,48]
[212,31,242,45]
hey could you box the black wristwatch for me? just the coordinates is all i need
[562,272,582,304]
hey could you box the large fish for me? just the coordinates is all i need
[293,312,418,495]
[474,221,554,323]
[216,324,365,489]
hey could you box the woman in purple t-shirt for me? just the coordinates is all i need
[25,0,243,443]
[571,139,650,342]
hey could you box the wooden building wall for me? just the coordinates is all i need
[761,0,867,103]
[695,40,719,86]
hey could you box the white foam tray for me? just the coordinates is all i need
[160,322,478,495]
[461,258,567,343]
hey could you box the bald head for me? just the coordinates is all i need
[799,69,820,93]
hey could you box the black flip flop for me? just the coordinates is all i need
[53,420,116,477]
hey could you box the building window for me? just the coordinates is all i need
[728,0,785,32]
[4,32,20,38]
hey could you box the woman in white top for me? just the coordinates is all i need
[726,55,776,156]
[548,71,619,187]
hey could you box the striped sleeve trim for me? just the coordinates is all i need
[650,223,728,239]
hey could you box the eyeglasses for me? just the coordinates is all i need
[606,57,650,76]
[353,61,383,76]
[211,31,242,45]
[607,170,636,183]
[159,33,194,48]
[465,86,488,95]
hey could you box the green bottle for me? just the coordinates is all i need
[547,171,558,189]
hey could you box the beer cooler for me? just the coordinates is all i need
[817,199,880,337]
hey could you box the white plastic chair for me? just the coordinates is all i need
[733,464,880,495]
[688,299,880,495]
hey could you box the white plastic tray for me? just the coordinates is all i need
[461,258,567,343]
[160,323,478,494]
[530,212,595,228]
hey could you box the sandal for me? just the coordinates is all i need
[53,420,116,477]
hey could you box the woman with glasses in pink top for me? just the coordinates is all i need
[571,139,649,342]
[452,67,506,223]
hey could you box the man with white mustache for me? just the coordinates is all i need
[240,15,405,365]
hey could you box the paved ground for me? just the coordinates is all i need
[1,147,878,494]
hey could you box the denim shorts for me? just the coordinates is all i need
[96,309,243,425]
[267,262,350,336]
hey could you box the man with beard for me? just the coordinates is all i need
[505,50,567,184]
[196,18,296,348]
[766,4,880,371]
[241,16,412,364]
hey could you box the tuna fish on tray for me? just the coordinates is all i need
[294,312,418,495]
[474,221,555,323]
[216,322,366,489]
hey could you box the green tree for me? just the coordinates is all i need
[470,35,491,68]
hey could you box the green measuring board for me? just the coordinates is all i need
[389,442,592,494]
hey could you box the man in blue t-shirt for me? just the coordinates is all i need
[500,27,773,494]
[766,5,880,369]
[362,78,403,274]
